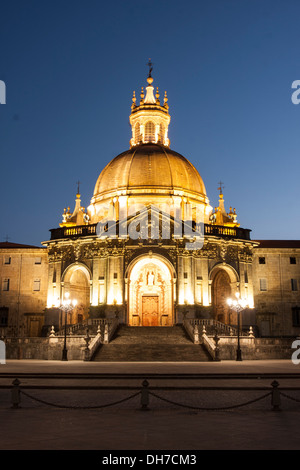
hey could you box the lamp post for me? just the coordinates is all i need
[59,292,77,361]
[227,292,248,361]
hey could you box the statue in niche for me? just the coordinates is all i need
[147,271,154,286]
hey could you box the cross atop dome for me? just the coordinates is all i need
[147,58,153,78]
[129,62,170,148]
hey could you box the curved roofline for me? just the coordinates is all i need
[93,143,207,198]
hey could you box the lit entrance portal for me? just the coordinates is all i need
[128,255,174,326]
[62,264,91,325]
[212,269,232,324]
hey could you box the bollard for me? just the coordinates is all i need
[11,378,21,409]
[271,380,281,411]
[140,379,150,411]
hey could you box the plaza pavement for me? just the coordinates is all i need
[1,359,300,452]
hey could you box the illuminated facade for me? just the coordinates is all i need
[42,69,257,332]
[1,70,299,340]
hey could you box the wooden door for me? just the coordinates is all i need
[142,296,159,326]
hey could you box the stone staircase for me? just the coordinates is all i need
[92,325,212,362]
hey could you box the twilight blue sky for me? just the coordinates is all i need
[0,0,300,246]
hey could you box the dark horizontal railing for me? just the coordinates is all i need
[6,375,298,412]
[50,224,98,240]
[49,222,251,241]
[204,224,251,240]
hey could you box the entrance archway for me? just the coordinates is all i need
[212,270,231,323]
[210,264,239,325]
[62,264,91,325]
[127,255,174,326]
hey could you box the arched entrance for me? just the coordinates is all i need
[211,265,238,325]
[127,255,174,326]
[62,264,91,325]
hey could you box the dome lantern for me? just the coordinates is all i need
[129,60,170,148]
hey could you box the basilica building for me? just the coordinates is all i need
[41,69,258,333]
[1,69,300,344]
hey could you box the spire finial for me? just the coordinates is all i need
[76,180,81,196]
[218,181,224,195]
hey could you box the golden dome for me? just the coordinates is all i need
[92,143,206,200]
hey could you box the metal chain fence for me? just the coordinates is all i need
[147,390,272,411]
[9,377,296,412]
[19,389,141,410]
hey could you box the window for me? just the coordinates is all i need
[144,121,155,142]
[134,123,140,143]
[35,257,42,265]
[0,307,8,326]
[3,279,10,291]
[33,279,41,291]
[290,257,296,265]
[184,272,188,279]
[4,256,11,265]
[259,278,267,291]
[292,307,300,327]
[113,273,118,279]
[291,279,298,291]
[259,257,266,264]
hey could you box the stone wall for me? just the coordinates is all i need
[0,246,48,337]
[4,334,296,361]
[252,246,300,337]
[216,336,294,360]
[5,336,88,360]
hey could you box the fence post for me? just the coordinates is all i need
[213,332,221,361]
[141,379,150,411]
[271,380,281,411]
[11,378,21,409]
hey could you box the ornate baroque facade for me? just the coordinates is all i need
[1,70,299,339]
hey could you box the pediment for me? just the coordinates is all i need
[96,204,204,250]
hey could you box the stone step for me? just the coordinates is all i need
[92,344,212,362]
[109,326,193,345]
[92,325,212,362]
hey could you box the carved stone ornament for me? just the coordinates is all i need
[219,243,227,260]
[238,247,253,263]
[74,242,81,261]
[82,242,105,258]
[48,245,74,262]
[197,243,218,259]
[227,245,238,261]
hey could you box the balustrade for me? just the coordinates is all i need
[49,222,251,241]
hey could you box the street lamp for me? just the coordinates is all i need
[59,292,77,361]
[227,292,248,361]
